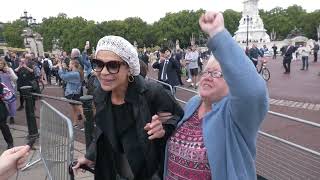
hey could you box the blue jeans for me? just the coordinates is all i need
[302,56,308,70]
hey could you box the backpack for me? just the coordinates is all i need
[0,82,16,103]
[43,60,50,71]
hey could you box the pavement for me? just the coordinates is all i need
[0,124,94,180]
[1,55,319,179]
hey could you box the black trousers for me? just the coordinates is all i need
[283,58,291,73]
[314,52,318,62]
[45,70,52,85]
[0,121,13,145]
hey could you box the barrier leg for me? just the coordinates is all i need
[80,95,94,151]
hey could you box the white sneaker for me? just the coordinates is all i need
[186,78,192,83]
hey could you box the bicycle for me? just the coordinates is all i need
[257,58,270,81]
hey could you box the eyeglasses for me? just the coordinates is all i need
[201,70,223,78]
[91,59,127,74]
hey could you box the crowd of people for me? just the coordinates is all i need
[245,40,319,75]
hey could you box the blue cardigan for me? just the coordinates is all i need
[163,30,269,179]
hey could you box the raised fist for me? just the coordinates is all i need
[199,11,225,38]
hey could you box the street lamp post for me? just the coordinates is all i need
[244,15,252,46]
[270,28,277,42]
[20,11,33,26]
[317,24,320,43]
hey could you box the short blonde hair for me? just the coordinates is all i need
[204,55,220,70]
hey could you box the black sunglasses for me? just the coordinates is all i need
[91,59,127,74]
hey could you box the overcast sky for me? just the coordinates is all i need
[1,0,319,24]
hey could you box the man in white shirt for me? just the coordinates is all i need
[185,45,199,88]
[298,43,310,70]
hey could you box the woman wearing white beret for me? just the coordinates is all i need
[73,36,184,180]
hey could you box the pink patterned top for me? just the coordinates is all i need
[165,110,212,180]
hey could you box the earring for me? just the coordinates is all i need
[128,75,134,82]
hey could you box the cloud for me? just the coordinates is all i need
[1,0,318,24]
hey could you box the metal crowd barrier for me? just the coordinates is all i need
[148,77,320,180]
[19,86,95,180]
[40,100,74,180]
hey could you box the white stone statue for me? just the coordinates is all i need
[234,0,270,45]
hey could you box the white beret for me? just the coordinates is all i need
[95,36,140,76]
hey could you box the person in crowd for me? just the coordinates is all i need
[283,41,297,74]
[0,58,18,124]
[9,52,19,70]
[163,11,269,180]
[198,51,203,72]
[249,44,262,68]
[15,57,36,111]
[62,51,70,67]
[43,53,53,85]
[152,47,180,93]
[4,52,13,67]
[184,47,192,83]
[312,42,319,62]
[272,44,278,59]
[298,43,311,70]
[0,145,30,180]
[71,48,84,69]
[73,35,183,180]
[0,77,14,149]
[57,59,84,128]
[175,49,184,85]
[51,55,62,86]
[141,49,149,66]
[139,59,148,78]
[81,44,93,84]
[185,45,199,88]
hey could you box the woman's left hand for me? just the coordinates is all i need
[144,115,165,140]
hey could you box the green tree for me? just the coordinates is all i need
[3,20,26,48]
[223,9,241,35]
[153,9,205,48]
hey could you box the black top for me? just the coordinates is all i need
[16,62,35,88]
[104,103,145,179]
[112,103,134,153]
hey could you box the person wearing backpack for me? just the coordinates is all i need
[43,54,53,85]
[0,76,14,149]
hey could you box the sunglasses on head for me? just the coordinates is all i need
[91,59,127,74]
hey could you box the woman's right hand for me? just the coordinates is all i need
[72,156,94,175]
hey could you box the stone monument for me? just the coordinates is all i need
[234,0,270,44]
[21,27,44,57]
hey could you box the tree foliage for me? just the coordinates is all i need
[3,20,26,48]
[3,5,320,52]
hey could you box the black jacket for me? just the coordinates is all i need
[86,75,184,180]
[152,57,180,86]
[283,45,297,60]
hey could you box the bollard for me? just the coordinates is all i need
[20,86,39,143]
[80,95,94,151]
